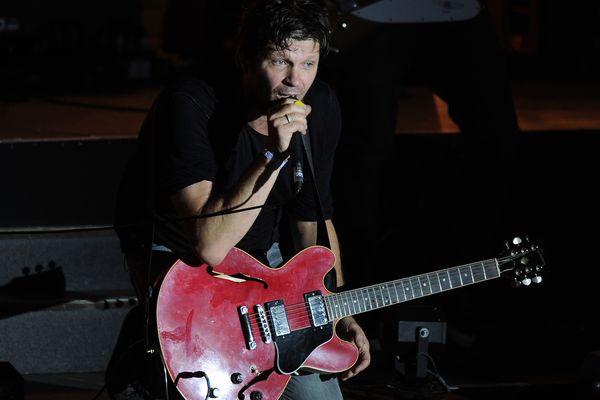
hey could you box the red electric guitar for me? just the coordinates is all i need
[156,237,544,400]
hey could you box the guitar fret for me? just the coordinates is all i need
[438,270,451,291]
[349,291,357,314]
[402,279,414,299]
[374,286,381,308]
[334,294,342,319]
[459,265,474,285]
[481,262,487,280]
[396,281,406,302]
[381,284,391,306]
[343,292,352,316]
[383,284,390,305]
[350,290,360,314]
[332,295,339,318]
[419,275,432,296]
[448,268,462,287]
[338,293,346,317]
[372,286,380,308]
[367,288,376,310]
[324,296,333,320]
[429,272,441,293]
[328,295,335,319]
[484,260,500,278]
[391,281,400,303]
[472,263,486,282]
[360,288,369,311]
[410,278,422,298]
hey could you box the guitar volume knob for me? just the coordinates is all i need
[231,372,244,384]
[208,387,220,398]
[250,391,263,400]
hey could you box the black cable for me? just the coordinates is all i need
[0,198,289,236]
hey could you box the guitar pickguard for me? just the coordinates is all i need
[274,322,334,374]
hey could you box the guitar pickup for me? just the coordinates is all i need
[254,304,272,344]
[238,305,256,350]
[305,291,328,327]
[265,300,290,338]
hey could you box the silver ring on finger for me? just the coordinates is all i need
[285,114,291,124]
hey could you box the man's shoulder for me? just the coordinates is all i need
[305,78,338,109]
[307,78,334,97]
[161,75,216,101]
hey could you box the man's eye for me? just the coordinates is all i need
[272,59,286,66]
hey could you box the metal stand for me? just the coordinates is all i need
[395,320,446,381]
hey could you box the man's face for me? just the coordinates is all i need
[248,39,320,105]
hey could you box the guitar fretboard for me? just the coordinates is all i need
[324,259,500,320]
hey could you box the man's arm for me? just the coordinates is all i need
[171,154,284,266]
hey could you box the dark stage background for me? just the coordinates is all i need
[1,0,600,397]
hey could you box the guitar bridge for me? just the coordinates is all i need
[254,304,272,343]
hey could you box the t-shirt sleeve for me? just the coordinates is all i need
[153,81,218,195]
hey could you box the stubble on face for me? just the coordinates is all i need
[246,39,320,108]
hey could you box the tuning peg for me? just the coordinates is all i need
[512,237,523,246]
[511,279,522,288]
[521,277,532,286]
[532,275,542,284]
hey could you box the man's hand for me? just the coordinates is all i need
[266,98,311,154]
[336,316,371,381]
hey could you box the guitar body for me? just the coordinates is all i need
[156,246,358,400]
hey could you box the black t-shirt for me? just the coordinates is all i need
[115,74,341,265]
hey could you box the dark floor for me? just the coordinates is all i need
[20,368,584,400]
[19,339,593,400]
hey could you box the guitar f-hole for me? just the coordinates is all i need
[206,266,269,288]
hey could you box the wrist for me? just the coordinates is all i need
[263,147,289,169]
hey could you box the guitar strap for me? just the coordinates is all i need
[300,131,331,250]
[300,131,337,291]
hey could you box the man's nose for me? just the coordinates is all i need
[283,66,300,86]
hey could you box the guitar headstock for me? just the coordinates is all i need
[498,236,546,287]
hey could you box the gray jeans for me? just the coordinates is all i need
[280,373,344,400]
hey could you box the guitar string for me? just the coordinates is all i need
[244,256,535,335]
[245,259,511,334]
[246,291,366,333]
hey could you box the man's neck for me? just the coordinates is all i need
[248,115,269,135]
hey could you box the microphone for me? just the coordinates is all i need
[291,131,304,194]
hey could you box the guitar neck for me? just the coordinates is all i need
[324,258,500,320]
